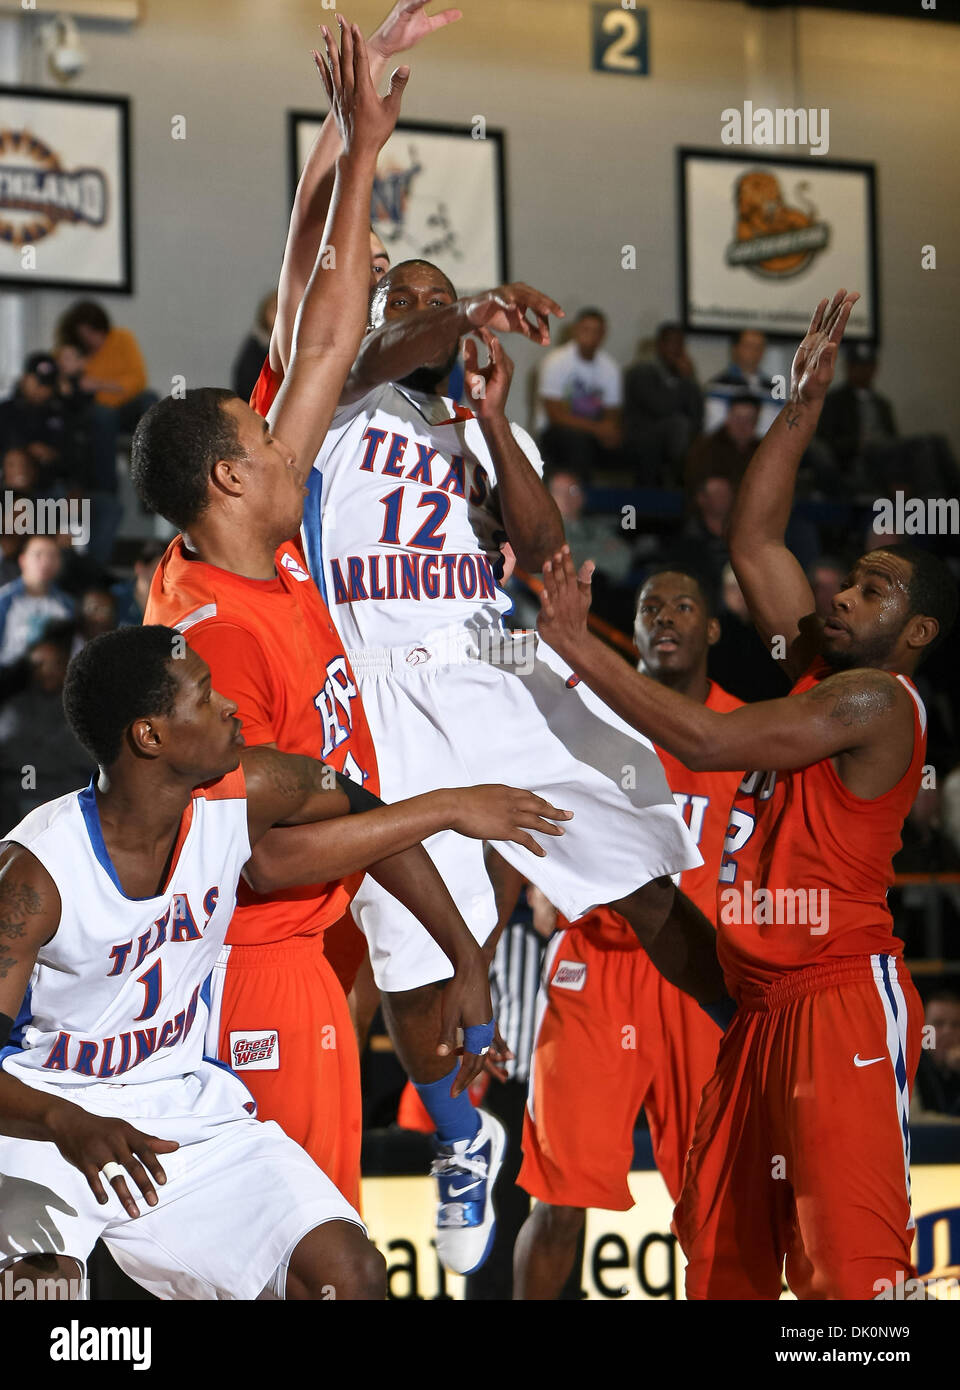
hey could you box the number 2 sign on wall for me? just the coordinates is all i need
[591,3,650,77]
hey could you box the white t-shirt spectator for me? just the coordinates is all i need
[536,342,622,434]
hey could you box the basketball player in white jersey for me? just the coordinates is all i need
[275,277,736,1271]
[0,625,567,1300]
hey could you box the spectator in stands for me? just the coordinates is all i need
[820,343,960,502]
[536,308,624,479]
[944,764,960,860]
[0,625,93,820]
[232,290,279,404]
[55,301,153,418]
[674,474,735,589]
[911,989,960,1122]
[818,342,895,464]
[546,468,633,585]
[72,586,118,654]
[2,447,39,500]
[546,466,635,627]
[0,534,20,589]
[623,322,703,486]
[0,534,74,668]
[684,392,762,496]
[893,785,960,874]
[806,555,845,619]
[111,539,167,627]
[705,562,790,703]
[703,329,779,436]
[56,303,157,567]
[0,352,87,495]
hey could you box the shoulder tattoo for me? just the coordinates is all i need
[809,670,900,729]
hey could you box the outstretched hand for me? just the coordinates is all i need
[369,0,463,60]
[463,328,513,416]
[313,18,409,160]
[790,288,860,407]
[537,545,595,660]
[465,283,565,347]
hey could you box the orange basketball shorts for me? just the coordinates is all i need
[518,923,721,1210]
[204,935,362,1211]
[674,954,923,1301]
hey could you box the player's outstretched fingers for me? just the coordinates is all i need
[452,1048,485,1095]
[830,292,860,341]
[511,791,572,831]
[103,1164,140,1219]
[323,20,343,93]
[312,45,334,103]
[435,986,460,1062]
[339,18,355,102]
[805,296,829,336]
[507,829,547,858]
[132,1130,179,1189]
[118,1151,159,1209]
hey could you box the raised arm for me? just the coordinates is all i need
[463,329,565,571]
[343,280,564,404]
[728,289,859,681]
[537,546,915,794]
[268,22,409,474]
[270,2,463,376]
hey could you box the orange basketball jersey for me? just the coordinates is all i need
[250,359,280,417]
[145,537,380,946]
[569,680,745,947]
[716,658,927,998]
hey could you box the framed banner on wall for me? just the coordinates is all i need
[0,87,132,293]
[289,114,508,293]
[678,148,878,341]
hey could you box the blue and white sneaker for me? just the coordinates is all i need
[431,1109,506,1275]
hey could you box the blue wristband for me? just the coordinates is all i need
[463,1020,495,1056]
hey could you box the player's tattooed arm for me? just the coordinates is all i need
[806,668,900,727]
[728,289,859,681]
[464,330,565,570]
[539,548,914,789]
[0,843,60,1024]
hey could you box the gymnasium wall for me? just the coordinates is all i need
[16,0,960,449]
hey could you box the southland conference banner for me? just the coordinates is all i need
[0,87,131,293]
[679,147,878,341]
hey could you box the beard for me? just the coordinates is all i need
[821,622,906,672]
[399,344,461,396]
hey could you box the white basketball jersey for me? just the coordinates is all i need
[0,771,250,1090]
[298,383,544,650]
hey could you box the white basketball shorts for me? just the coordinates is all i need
[0,1061,364,1300]
[347,630,701,993]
